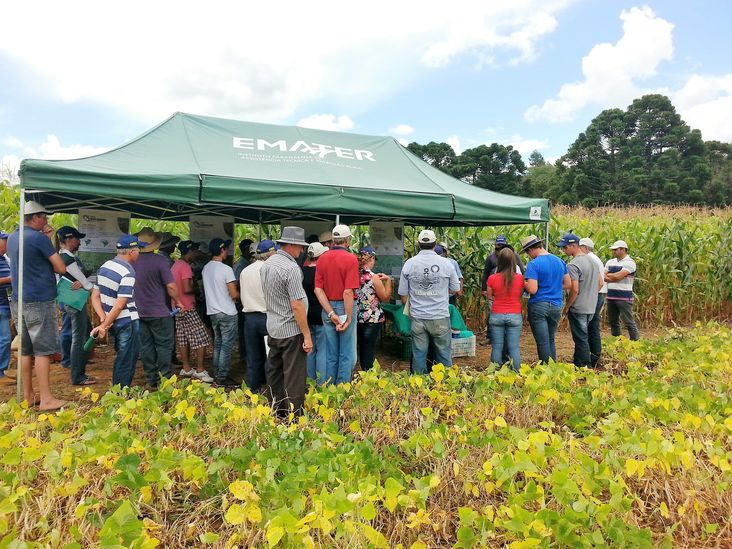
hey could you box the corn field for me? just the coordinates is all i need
[1,186,729,327]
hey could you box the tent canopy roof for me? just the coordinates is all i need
[20,112,548,226]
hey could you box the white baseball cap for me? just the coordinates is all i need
[579,237,595,249]
[609,240,628,250]
[418,229,437,244]
[332,224,352,238]
[24,201,52,216]
[307,242,328,258]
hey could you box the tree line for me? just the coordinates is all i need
[407,94,732,207]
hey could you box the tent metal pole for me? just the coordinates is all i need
[16,189,25,402]
[335,215,340,226]
[544,221,550,247]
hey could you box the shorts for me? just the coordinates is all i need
[175,308,212,350]
[10,300,59,357]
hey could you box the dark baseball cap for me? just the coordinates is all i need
[556,233,581,248]
[208,238,231,255]
[178,240,201,255]
[57,226,86,240]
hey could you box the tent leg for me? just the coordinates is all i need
[335,215,340,226]
[16,190,25,402]
[544,222,550,247]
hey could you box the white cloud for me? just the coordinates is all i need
[525,6,674,122]
[0,2,574,125]
[3,135,109,161]
[672,74,732,142]
[446,136,462,155]
[296,114,355,132]
[388,124,415,136]
[506,135,549,156]
[397,138,410,147]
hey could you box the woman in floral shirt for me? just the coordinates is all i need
[355,246,392,371]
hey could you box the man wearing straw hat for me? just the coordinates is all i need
[520,234,570,364]
[260,226,312,419]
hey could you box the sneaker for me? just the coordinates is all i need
[179,368,195,378]
[192,370,214,383]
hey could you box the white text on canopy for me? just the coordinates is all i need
[233,137,376,161]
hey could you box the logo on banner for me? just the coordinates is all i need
[529,206,542,220]
[233,137,376,162]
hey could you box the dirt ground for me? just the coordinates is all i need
[0,323,642,404]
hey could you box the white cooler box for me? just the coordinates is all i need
[451,335,476,358]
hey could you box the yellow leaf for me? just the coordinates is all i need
[509,538,541,549]
[229,480,259,501]
[224,503,246,525]
[659,502,669,518]
[266,525,285,547]
[494,416,507,428]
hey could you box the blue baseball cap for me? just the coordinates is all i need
[116,234,147,250]
[556,233,581,248]
[434,245,446,255]
[0,231,9,240]
[495,235,508,246]
[57,226,86,240]
[358,245,376,256]
[256,239,278,253]
[208,238,231,255]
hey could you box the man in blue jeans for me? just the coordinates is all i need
[580,238,607,367]
[398,229,460,374]
[557,233,600,368]
[91,234,146,388]
[0,232,13,386]
[314,225,360,385]
[202,238,240,387]
[520,235,570,364]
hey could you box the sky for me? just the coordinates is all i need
[1,0,730,176]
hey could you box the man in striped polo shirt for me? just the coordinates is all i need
[91,234,146,387]
[604,240,640,341]
[260,226,312,420]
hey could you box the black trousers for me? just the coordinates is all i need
[265,333,307,420]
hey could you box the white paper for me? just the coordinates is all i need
[78,209,131,253]
[189,215,235,254]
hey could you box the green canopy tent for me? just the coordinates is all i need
[19,112,549,226]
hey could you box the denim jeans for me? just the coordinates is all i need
[63,304,91,384]
[306,323,327,385]
[210,313,238,383]
[568,312,593,367]
[588,294,605,367]
[607,300,640,340]
[0,308,11,376]
[60,305,72,367]
[527,301,562,363]
[112,320,140,388]
[139,316,175,388]
[411,317,452,374]
[489,313,522,372]
[357,322,382,372]
[243,312,268,392]
[321,301,357,385]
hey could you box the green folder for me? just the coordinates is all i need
[57,277,90,311]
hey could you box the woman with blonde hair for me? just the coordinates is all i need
[485,247,523,371]
[355,246,392,371]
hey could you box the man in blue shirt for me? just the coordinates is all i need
[0,232,12,386]
[7,201,68,410]
[398,230,460,374]
[520,235,570,364]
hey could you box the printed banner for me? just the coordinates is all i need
[189,215,235,254]
[369,221,404,276]
[78,209,131,253]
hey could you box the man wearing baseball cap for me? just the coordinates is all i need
[557,233,600,368]
[7,200,68,409]
[519,234,570,364]
[302,242,329,384]
[90,234,147,388]
[314,224,360,385]
[398,229,460,374]
[0,232,12,386]
[56,226,96,386]
[604,240,640,340]
[171,240,213,383]
[239,239,278,392]
[580,238,607,367]
[202,238,239,387]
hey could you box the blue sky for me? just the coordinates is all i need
[1,1,730,176]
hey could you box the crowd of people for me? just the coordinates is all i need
[0,200,640,416]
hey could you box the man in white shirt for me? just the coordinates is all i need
[604,240,640,340]
[580,237,607,367]
[202,238,240,387]
[239,239,277,392]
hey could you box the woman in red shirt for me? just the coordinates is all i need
[486,248,524,371]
